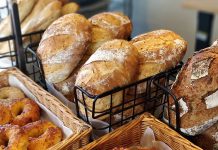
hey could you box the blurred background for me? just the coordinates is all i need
[77,0,218,61]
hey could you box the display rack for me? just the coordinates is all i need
[74,63,183,133]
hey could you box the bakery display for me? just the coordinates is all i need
[131,30,187,93]
[166,42,218,136]
[75,39,139,118]
[23,120,62,150]
[37,13,92,83]
[54,11,132,101]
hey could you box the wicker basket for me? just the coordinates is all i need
[0,68,92,150]
[80,113,202,150]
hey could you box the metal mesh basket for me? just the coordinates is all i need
[74,63,183,133]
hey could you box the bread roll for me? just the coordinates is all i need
[89,12,132,39]
[54,12,132,100]
[166,43,218,135]
[37,13,92,83]
[75,39,139,119]
[131,30,187,93]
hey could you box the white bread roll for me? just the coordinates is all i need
[131,30,187,93]
[37,13,92,83]
[75,39,139,119]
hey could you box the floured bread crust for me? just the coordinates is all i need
[131,30,187,93]
[37,13,92,83]
[75,39,139,119]
[167,44,218,135]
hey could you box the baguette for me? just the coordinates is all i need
[37,13,92,83]
[75,39,139,119]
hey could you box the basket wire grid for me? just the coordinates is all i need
[0,0,17,70]
[74,63,183,132]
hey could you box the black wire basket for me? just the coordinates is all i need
[24,40,46,89]
[0,1,17,70]
[74,63,183,133]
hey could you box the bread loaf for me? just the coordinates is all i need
[89,12,132,39]
[21,0,62,34]
[166,43,218,136]
[37,13,92,83]
[75,39,139,119]
[131,30,187,93]
[192,121,218,150]
[54,12,132,100]
[61,2,79,15]
[0,0,37,37]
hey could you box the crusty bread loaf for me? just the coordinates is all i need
[75,39,139,119]
[21,0,62,34]
[166,43,218,136]
[54,12,132,100]
[37,13,92,83]
[0,0,37,37]
[61,2,79,15]
[192,121,218,150]
[131,30,187,93]
[89,12,132,39]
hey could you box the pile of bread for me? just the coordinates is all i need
[36,11,187,119]
[0,0,79,54]
[0,86,62,149]
[165,40,218,150]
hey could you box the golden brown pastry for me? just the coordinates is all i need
[54,12,132,100]
[23,120,62,150]
[0,87,25,101]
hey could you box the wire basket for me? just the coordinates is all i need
[0,0,17,70]
[24,39,46,89]
[74,63,183,133]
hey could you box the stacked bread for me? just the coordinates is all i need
[0,0,79,54]
[166,41,218,136]
[53,12,132,100]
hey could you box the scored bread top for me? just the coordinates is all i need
[131,29,187,80]
[89,12,132,39]
[75,39,139,95]
[37,13,92,83]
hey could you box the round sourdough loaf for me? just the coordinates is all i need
[131,30,187,93]
[75,39,139,119]
[37,13,92,83]
[167,43,218,135]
